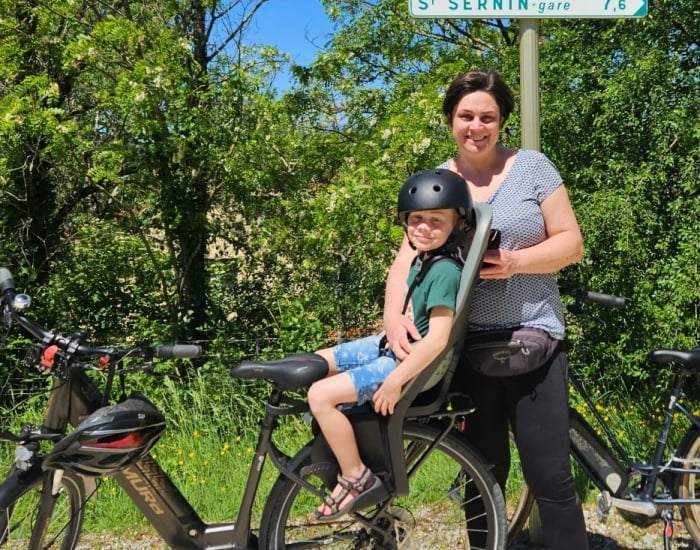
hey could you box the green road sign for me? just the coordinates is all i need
[409,0,648,19]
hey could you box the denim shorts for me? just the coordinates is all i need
[334,334,398,406]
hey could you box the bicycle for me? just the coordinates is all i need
[506,283,700,549]
[0,201,508,549]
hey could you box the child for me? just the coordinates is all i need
[307,168,473,520]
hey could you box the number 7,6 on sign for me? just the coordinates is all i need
[605,0,626,10]
[408,0,648,18]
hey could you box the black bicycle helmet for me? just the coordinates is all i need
[397,169,473,256]
[397,169,473,227]
[43,393,165,476]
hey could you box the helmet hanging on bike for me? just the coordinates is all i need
[43,393,165,476]
[397,169,474,257]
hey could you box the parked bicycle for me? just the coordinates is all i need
[0,198,506,550]
[506,283,700,549]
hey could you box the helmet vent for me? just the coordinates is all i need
[85,431,147,449]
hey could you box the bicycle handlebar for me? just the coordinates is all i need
[577,290,626,309]
[0,266,201,361]
[559,281,626,310]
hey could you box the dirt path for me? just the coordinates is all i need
[511,505,695,549]
[76,503,696,549]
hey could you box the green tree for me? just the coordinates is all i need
[0,0,277,344]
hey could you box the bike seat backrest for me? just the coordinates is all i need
[399,201,493,414]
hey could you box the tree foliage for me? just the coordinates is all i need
[0,0,698,397]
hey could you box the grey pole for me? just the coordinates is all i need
[519,17,545,545]
[519,19,540,152]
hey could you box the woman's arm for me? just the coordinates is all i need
[480,184,584,279]
[382,236,420,360]
[373,305,454,415]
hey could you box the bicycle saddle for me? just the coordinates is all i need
[231,352,329,390]
[649,348,700,371]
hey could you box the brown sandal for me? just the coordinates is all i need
[314,467,382,521]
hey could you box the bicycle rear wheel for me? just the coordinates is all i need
[675,427,700,547]
[259,421,506,549]
[0,468,89,550]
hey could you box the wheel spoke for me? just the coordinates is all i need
[0,470,86,549]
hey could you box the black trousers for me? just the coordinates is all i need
[454,349,589,550]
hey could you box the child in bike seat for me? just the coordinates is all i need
[307,168,473,520]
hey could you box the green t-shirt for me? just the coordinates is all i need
[405,258,462,337]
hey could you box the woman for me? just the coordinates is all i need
[382,69,588,549]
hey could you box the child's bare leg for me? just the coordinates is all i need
[308,373,371,515]
[308,372,364,476]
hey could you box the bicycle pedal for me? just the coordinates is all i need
[597,492,612,522]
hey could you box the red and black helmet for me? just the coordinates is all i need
[43,393,165,476]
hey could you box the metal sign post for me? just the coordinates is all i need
[519,19,540,150]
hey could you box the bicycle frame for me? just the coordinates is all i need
[109,388,284,549]
[10,366,315,549]
[567,362,700,516]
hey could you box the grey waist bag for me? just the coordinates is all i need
[464,327,560,377]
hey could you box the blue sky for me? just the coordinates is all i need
[247,0,335,89]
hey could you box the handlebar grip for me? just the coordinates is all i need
[584,291,626,309]
[0,267,15,296]
[154,345,202,359]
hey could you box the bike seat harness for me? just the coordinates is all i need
[401,246,463,315]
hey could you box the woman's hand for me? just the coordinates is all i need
[383,236,420,360]
[479,249,518,279]
[382,314,421,361]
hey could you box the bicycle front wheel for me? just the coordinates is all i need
[0,468,89,550]
[259,421,506,549]
[675,427,700,547]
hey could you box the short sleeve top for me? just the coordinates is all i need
[405,258,461,337]
[439,150,566,339]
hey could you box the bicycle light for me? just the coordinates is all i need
[12,293,31,311]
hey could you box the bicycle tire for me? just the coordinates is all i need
[675,427,700,547]
[0,468,89,550]
[259,421,506,549]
